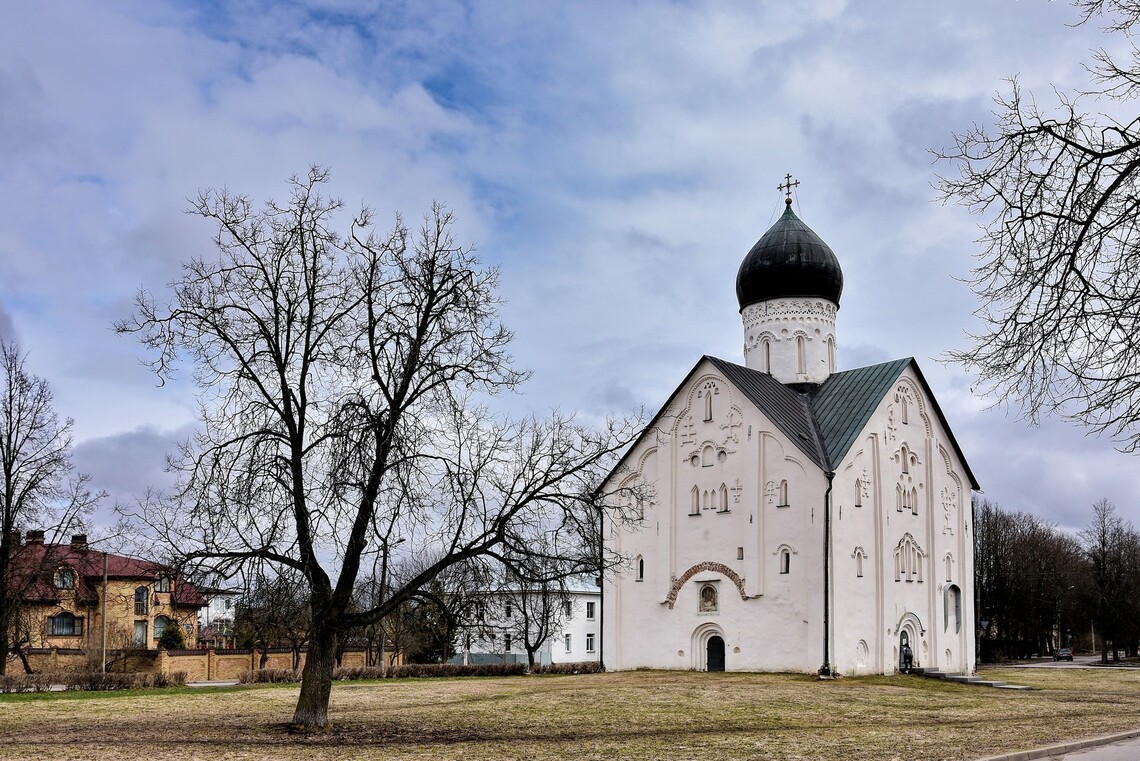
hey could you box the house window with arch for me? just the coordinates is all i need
[702,444,716,467]
[49,612,82,636]
[134,586,149,616]
[55,568,75,590]
[154,615,171,641]
[636,555,645,581]
[699,584,718,612]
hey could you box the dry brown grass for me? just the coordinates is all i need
[2,668,1139,760]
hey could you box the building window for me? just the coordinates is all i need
[854,479,862,508]
[585,633,595,653]
[49,612,82,636]
[718,483,729,513]
[778,480,789,508]
[505,634,512,651]
[737,547,744,561]
[635,555,645,581]
[795,335,806,374]
[761,339,771,373]
[564,633,572,653]
[853,547,867,578]
[779,548,791,575]
[155,576,171,593]
[586,601,596,620]
[134,586,149,616]
[133,620,147,647]
[827,336,836,373]
[55,569,75,589]
[154,615,171,640]
[564,600,572,618]
[690,485,700,516]
[894,534,925,583]
[900,445,910,474]
[505,602,513,619]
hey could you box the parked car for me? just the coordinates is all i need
[1052,647,1073,661]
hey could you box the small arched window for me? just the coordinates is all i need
[690,486,700,516]
[55,569,75,589]
[900,445,910,474]
[779,547,791,574]
[636,555,645,582]
[718,483,729,513]
[901,396,909,425]
[761,339,771,373]
[827,336,836,373]
[778,480,789,507]
[910,487,919,516]
[134,586,149,616]
[795,335,806,374]
[944,553,954,582]
[854,479,862,508]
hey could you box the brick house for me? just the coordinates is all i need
[8,530,206,655]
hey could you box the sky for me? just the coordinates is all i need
[1,0,1137,538]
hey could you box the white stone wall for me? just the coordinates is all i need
[829,367,975,676]
[605,360,828,673]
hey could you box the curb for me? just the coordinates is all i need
[978,727,1140,760]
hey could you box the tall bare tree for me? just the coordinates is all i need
[0,342,98,674]
[118,168,637,727]
[1080,499,1140,662]
[938,0,1140,450]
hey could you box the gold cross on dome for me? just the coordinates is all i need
[777,173,800,204]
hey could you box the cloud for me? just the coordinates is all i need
[1,0,1138,535]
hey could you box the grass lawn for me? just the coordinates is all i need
[3,668,1140,760]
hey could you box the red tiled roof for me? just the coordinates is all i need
[7,542,207,607]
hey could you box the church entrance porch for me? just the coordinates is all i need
[707,636,726,672]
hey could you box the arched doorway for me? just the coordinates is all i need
[707,635,725,672]
[899,630,913,672]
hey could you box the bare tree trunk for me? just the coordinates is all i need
[293,620,336,728]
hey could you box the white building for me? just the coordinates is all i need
[602,195,979,676]
[453,578,601,666]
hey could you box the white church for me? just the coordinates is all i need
[601,188,979,676]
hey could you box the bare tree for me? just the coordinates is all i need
[117,168,637,728]
[938,0,1140,451]
[0,342,99,674]
[1080,499,1140,662]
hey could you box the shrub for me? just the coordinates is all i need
[531,661,605,675]
[157,623,187,651]
[0,672,56,693]
[238,668,300,684]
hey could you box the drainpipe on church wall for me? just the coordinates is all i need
[597,501,605,671]
[821,471,835,677]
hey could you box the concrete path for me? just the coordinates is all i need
[978,728,1140,761]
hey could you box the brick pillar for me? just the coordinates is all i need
[252,648,260,671]
[207,648,216,681]
[157,649,169,676]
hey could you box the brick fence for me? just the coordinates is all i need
[26,647,370,680]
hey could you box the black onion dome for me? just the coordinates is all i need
[735,202,843,311]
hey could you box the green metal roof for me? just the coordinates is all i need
[811,358,912,468]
